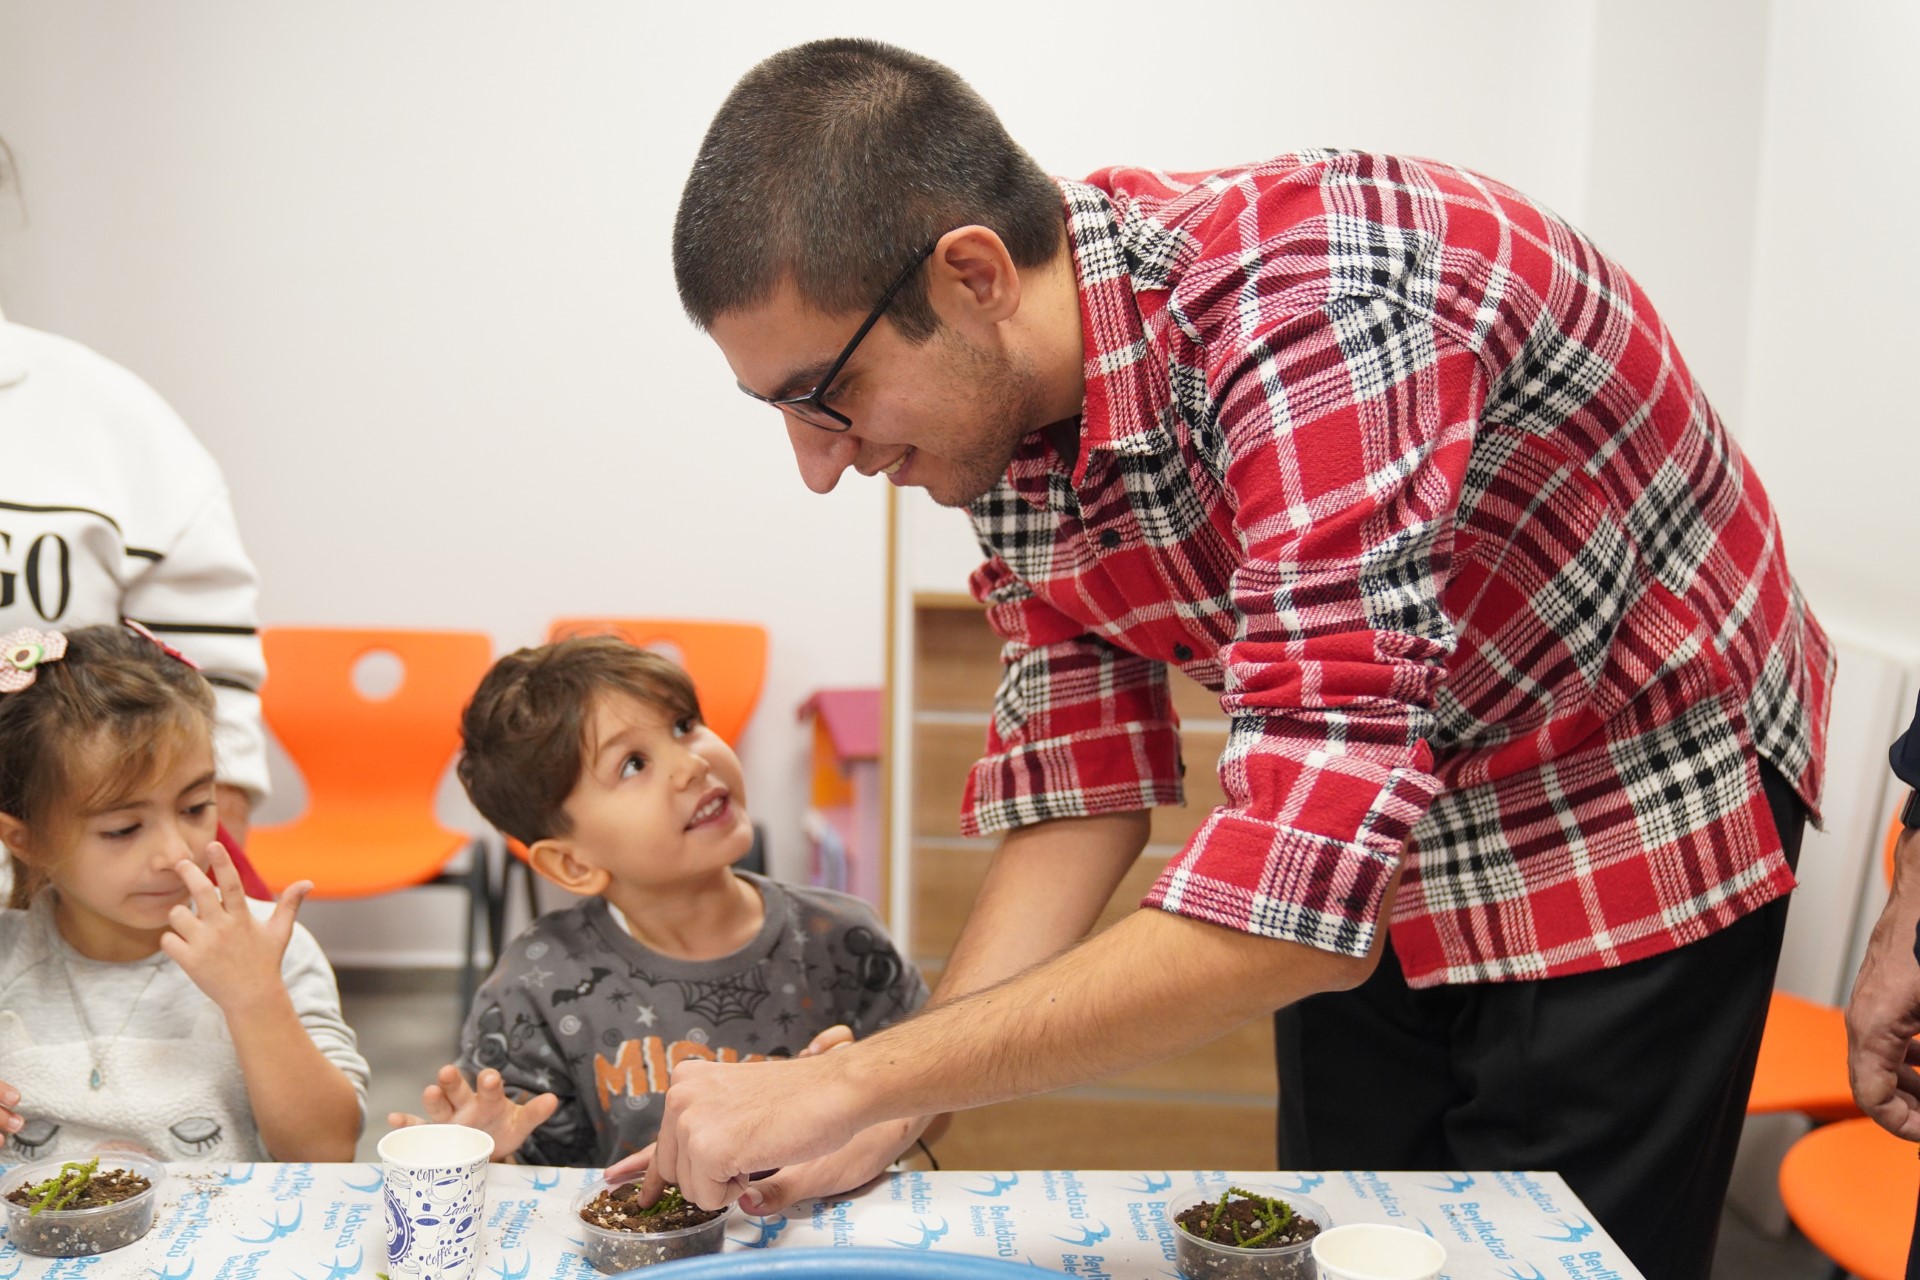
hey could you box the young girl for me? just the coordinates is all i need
[0,622,367,1162]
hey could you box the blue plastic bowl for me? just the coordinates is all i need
[610,1247,1045,1278]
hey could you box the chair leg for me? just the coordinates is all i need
[517,854,542,922]
[455,840,492,1052]
[477,837,503,965]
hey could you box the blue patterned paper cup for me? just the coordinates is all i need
[377,1124,493,1280]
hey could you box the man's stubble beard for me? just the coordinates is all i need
[925,335,1049,510]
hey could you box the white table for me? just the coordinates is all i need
[0,1163,1645,1278]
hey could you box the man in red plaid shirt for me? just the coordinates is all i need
[637,39,1832,1280]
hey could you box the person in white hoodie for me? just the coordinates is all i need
[0,140,271,892]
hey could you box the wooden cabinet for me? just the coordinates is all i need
[887,520,1278,1168]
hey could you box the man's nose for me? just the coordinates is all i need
[786,417,857,494]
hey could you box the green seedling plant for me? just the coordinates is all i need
[23,1157,100,1216]
[1195,1185,1297,1247]
[632,1186,690,1221]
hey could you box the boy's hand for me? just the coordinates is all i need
[798,1025,854,1057]
[0,1078,21,1137]
[388,1065,560,1161]
[161,842,309,1014]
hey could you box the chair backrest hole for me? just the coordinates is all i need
[352,649,406,701]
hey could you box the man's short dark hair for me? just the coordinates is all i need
[456,635,701,847]
[673,38,1065,341]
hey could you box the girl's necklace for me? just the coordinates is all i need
[56,946,164,1091]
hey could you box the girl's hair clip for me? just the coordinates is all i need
[122,619,200,670]
[0,627,69,694]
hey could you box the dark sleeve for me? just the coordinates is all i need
[456,954,598,1168]
[1892,692,1920,790]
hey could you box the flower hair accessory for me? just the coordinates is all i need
[122,619,200,670]
[0,627,68,694]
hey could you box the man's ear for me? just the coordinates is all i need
[528,838,610,897]
[927,225,1021,327]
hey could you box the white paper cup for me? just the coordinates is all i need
[377,1124,494,1280]
[1310,1223,1447,1280]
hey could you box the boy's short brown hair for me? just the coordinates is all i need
[456,635,701,847]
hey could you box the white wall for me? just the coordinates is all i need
[6,1,1910,965]
[1739,0,1920,656]
[0,0,1601,962]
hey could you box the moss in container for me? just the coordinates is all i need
[1170,1185,1329,1280]
[574,1181,729,1272]
[1,1154,164,1257]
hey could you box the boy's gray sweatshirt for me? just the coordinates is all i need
[458,871,927,1166]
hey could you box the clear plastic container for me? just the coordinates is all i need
[0,1152,166,1257]
[571,1180,729,1273]
[1166,1182,1331,1280]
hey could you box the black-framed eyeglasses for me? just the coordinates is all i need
[736,238,939,433]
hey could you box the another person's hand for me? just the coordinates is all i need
[388,1065,560,1162]
[1845,828,1920,1140]
[739,1115,928,1213]
[161,842,308,1013]
[797,1024,854,1057]
[605,1116,920,1216]
[642,1053,868,1211]
[0,1078,21,1137]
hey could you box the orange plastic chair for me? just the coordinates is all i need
[247,627,497,1009]
[546,618,769,747]
[1779,1116,1919,1280]
[1749,990,1857,1119]
[1749,815,1909,1120]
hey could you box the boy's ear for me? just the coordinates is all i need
[527,838,609,897]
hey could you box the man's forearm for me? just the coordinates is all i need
[841,904,1379,1127]
[931,810,1149,1006]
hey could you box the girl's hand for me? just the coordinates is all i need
[0,1078,21,1136]
[388,1065,560,1162]
[161,842,311,1014]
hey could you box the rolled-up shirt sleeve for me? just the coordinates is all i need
[1144,299,1481,959]
[960,551,1185,836]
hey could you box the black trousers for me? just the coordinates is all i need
[1275,762,1805,1280]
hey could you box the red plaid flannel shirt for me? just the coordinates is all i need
[959,153,1833,986]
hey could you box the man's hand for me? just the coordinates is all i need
[161,842,307,1013]
[606,1022,919,1213]
[1845,826,1920,1140]
[388,1065,561,1162]
[640,1054,868,1211]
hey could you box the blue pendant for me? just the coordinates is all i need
[89,1067,102,1090]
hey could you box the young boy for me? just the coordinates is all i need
[390,636,926,1168]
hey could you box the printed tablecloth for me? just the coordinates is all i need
[0,1163,1644,1279]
